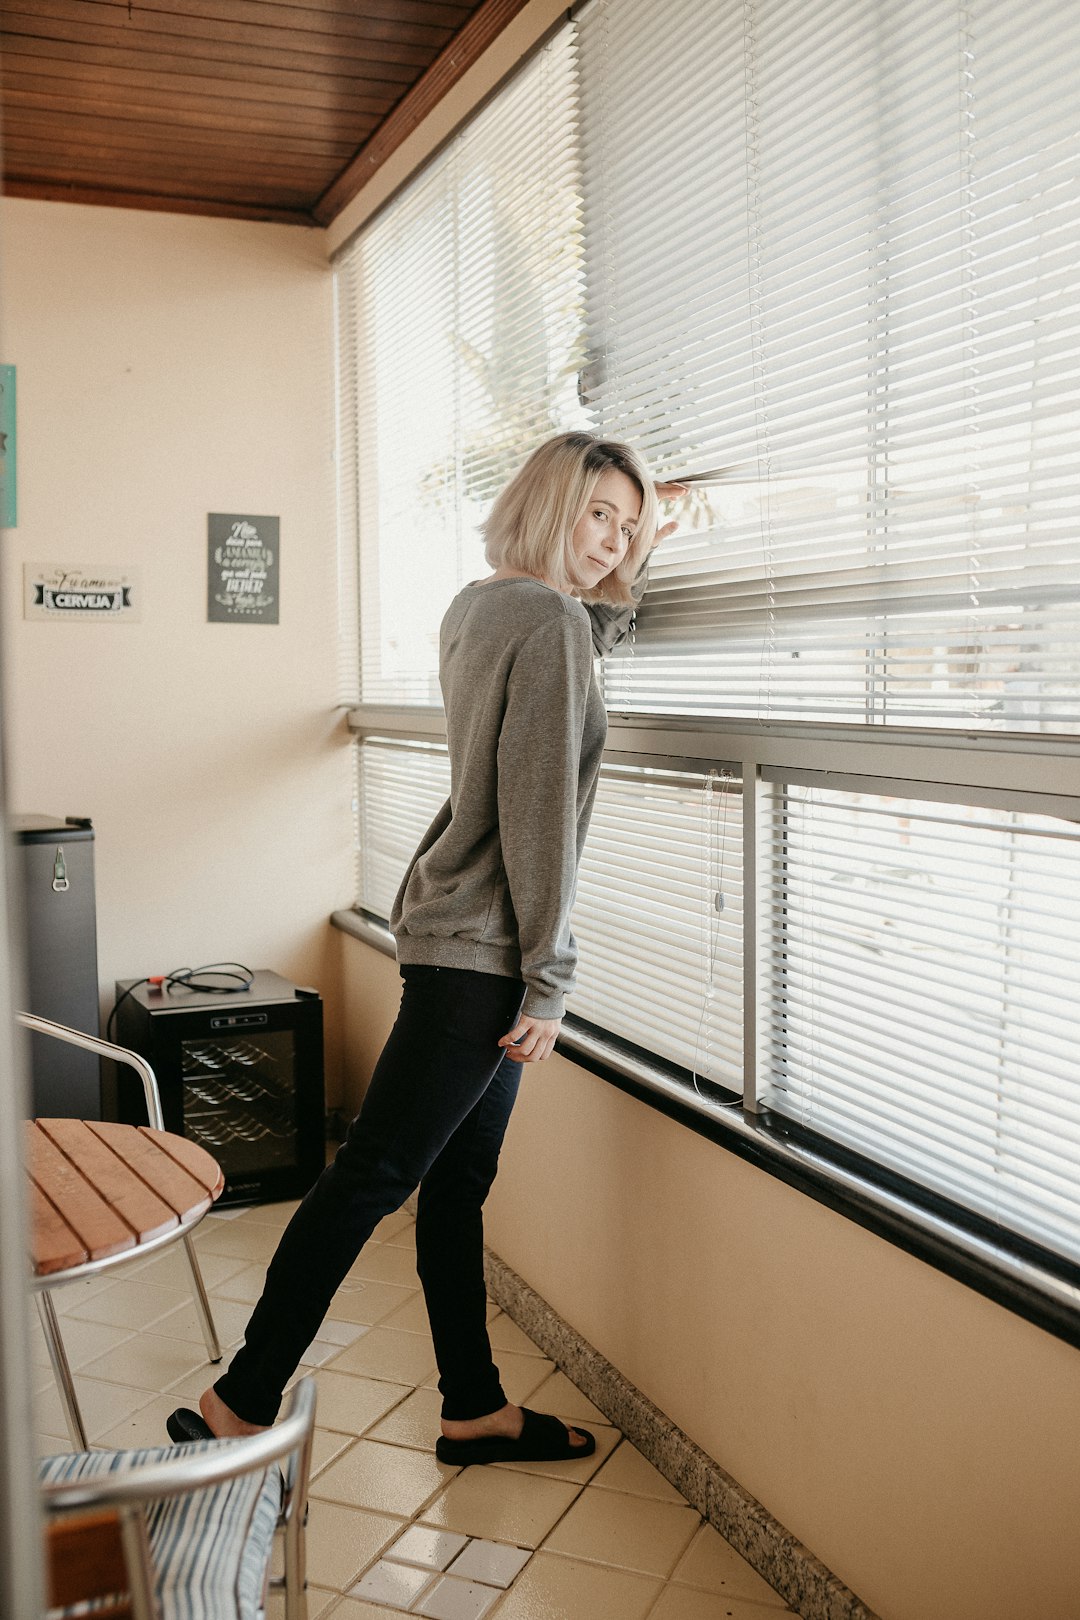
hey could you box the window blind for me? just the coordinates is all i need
[578,0,1080,730]
[342,0,1080,1291]
[355,741,742,1089]
[334,26,586,707]
[762,781,1080,1258]
[334,272,362,710]
[569,764,743,1090]
[356,739,450,920]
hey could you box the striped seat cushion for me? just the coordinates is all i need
[39,1437,282,1620]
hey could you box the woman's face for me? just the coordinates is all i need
[570,467,642,587]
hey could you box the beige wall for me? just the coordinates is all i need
[0,198,352,1097]
[342,932,1080,1620]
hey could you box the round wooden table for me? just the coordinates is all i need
[27,1119,224,1281]
[27,1118,225,1448]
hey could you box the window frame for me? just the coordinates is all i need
[334,0,1080,1348]
[342,705,1080,1349]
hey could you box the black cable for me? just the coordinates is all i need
[106,978,151,1044]
[106,961,255,1042]
[163,962,254,995]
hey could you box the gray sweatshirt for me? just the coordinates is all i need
[390,558,649,1018]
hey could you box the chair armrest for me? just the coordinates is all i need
[40,1377,316,1517]
[16,1011,165,1130]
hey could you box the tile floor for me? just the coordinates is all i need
[32,1199,795,1620]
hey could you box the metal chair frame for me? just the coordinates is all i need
[42,1374,316,1620]
[20,1012,223,1449]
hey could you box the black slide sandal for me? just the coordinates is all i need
[434,1406,596,1466]
[166,1407,215,1444]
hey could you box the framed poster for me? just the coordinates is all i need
[208,513,279,624]
[0,365,16,528]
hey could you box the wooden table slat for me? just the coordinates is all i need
[85,1121,214,1219]
[24,1122,136,1265]
[28,1178,88,1276]
[36,1119,178,1245]
[141,1127,226,1201]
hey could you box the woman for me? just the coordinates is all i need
[170,431,679,1465]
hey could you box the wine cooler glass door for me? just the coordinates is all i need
[180,1030,298,1178]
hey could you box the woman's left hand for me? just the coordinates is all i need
[652,482,686,549]
[498,1014,561,1063]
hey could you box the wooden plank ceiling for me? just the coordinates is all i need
[0,0,531,226]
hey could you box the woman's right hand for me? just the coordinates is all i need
[498,1014,561,1063]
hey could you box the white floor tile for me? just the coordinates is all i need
[34,1376,155,1443]
[301,1334,368,1369]
[48,1318,136,1372]
[316,1319,372,1348]
[413,1574,502,1620]
[445,1539,531,1588]
[58,1279,190,1329]
[349,1557,436,1608]
[383,1525,468,1573]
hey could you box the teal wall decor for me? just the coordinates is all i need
[0,366,16,528]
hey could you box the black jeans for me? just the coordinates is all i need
[213,963,526,1425]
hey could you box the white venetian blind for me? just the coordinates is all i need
[569,765,743,1090]
[356,739,450,919]
[334,25,587,707]
[355,742,744,1089]
[578,0,1080,729]
[762,781,1080,1258]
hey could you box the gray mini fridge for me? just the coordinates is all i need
[11,814,101,1118]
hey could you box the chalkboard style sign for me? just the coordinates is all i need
[208,513,279,624]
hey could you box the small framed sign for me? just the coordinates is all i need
[25,563,141,621]
[208,513,279,624]
[0,365,16,528]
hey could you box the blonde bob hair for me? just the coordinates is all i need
[481,432,659,608]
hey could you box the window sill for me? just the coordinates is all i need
[331,906,1080,1352]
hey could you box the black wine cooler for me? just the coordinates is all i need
[113,970,325,1206]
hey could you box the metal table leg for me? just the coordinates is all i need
[36,1291,88,1451]
[183,1234,223,1363]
